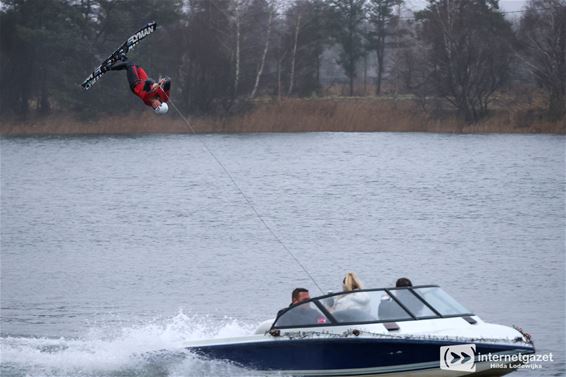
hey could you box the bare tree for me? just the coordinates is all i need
[417,0,514,122]
[234,0,243,98]
[250,0,275,98]
[287,12,302,95]
[281,0,327,96]
[518,0,566,119]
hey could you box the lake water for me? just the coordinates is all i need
[1,133,564,376]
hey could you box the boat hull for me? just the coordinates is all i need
[188,337,534,376]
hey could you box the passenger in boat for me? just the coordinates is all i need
[378,277,414,320]
[396,277,412,287]
[332,272,372,320]
[275,288,323,326]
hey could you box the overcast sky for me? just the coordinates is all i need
[405,0,529,13]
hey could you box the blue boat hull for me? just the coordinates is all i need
[188,337,535,375]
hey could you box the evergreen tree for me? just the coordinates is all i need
[0,0,92,118]
[181,0,234,113]
[367,0,402,94]
[326,0,367,96]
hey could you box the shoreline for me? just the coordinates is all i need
[1,98,564,136]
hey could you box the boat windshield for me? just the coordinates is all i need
[412,286,471,316]
[273,285,472,328]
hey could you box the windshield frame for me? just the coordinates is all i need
[272,285,474,330]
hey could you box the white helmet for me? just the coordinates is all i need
[154,102,169,115]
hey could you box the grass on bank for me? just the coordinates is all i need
[0,97,564,135]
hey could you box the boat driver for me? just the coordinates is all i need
[275,288,323,326]
[277,288,310,317]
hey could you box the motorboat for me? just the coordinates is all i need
[186,285,535,376]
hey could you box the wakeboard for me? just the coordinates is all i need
[81,21,157,90]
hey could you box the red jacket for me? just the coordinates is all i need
[130,66,170,108]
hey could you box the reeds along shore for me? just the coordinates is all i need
[1,98,565,136]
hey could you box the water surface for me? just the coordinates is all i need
[1,133,564,376]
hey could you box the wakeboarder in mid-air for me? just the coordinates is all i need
[103,54,171,114]
[81,21,171,115]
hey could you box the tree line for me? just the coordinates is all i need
[0,0,564,123]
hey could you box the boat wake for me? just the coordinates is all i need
[0,311,267,377]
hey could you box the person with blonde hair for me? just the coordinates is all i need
[342,271,364,291]
[333,272,372,316]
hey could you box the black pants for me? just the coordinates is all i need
[111,61,142,90]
